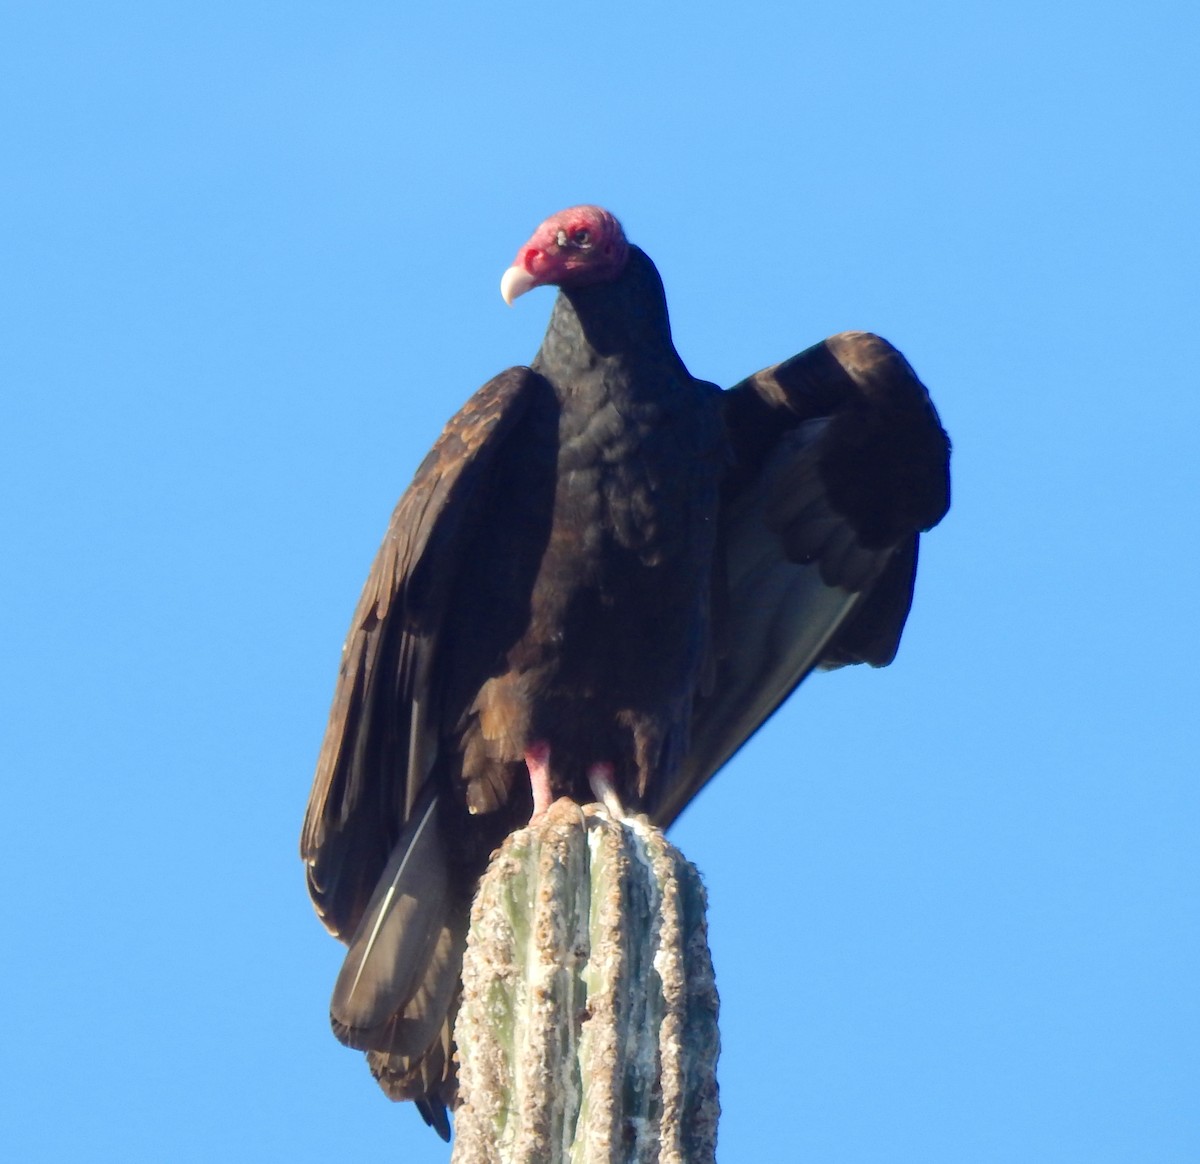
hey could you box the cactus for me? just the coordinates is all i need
[451,799,720,1164]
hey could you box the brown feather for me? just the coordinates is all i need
[302,214,951,1133]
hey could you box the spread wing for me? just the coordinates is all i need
[300,366,546,942]
[654,332,951,828]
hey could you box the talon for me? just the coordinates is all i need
[587,762,626,819]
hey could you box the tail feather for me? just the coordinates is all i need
[328,782,468,1136]
[369,1016,452,1100]
[415,1093,452,1143]
[330,787,449,1045]
[368,904,468,1058]
[369,1013,456,1139]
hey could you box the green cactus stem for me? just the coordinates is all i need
[451,799,720,1164]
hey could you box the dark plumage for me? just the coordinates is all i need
[301,207,951,1138]
[657,331,951,825]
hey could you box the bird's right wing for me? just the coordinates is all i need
[300,365,547,944]
[656,333,951,828]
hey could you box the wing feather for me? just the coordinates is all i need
[301,366,546,940]
[652,332,950,828]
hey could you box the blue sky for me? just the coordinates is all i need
[5,3,1197,1160]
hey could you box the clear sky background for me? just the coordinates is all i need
[5,3,1198,1161]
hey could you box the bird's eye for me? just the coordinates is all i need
[572,229,592,247]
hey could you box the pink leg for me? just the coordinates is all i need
[525,741,554,822]
[587,762,626,820]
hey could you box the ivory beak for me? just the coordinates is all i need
[500,264,539,306]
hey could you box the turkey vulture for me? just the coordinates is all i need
[301,206,950,1138]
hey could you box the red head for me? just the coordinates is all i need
[500,205,630,305]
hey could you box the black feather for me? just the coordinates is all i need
[302,217,952,1135]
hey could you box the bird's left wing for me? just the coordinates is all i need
[301,366,547,942]
[654,332,951,828]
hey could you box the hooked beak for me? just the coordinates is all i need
[500,264,539,306]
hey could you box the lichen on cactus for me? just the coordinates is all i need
[451,799,720,1164]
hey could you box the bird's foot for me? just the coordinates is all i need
[525,742,554,823]
[587,762,627,820]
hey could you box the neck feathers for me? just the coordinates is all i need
[534,247,680,374]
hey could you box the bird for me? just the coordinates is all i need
[300,206,950,1139]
